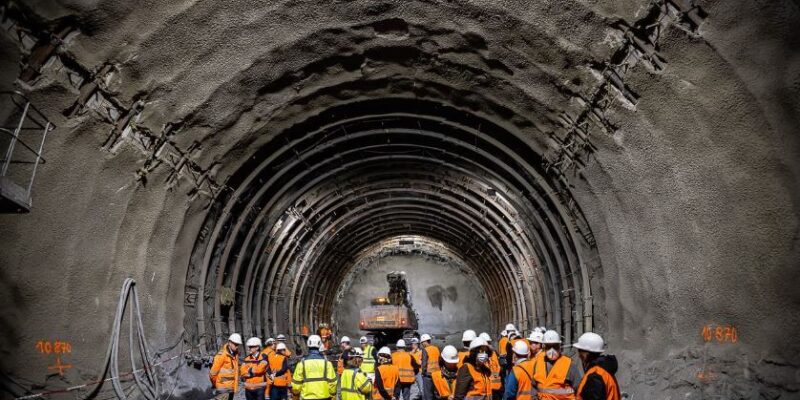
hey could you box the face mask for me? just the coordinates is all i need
[477,352,489,363]
[546,348,559,361]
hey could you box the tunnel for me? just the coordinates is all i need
[0,0,798,399]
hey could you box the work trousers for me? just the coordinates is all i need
[271,385,289,400]
[214,390,234,400]
[245,388,265,400]
[398,383,413,400]
[420,375,433,400]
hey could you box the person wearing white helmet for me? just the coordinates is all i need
[210,333,243,399]
[526,330,544,359]
[573,332,620,400]
[531,330,582,399]
[338,347,372,400]
[452,338,492,400]
[262,337,277,360]
[498,330,510,371]
[276,334,293,357]
[502,340,535,400]
[458,330,477,367]
[269,343,292,400]
[409,337,424,400]
[478,333,502,399]
[392,339,421,400]
[430,345,459,400]
[241,337,269,400]
[292,335,337,400]
[374,347,401,400]
[338,336,353,375]
[360,336,378,375]
[418,333,439,400]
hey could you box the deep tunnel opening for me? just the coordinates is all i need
[184,97,599,353]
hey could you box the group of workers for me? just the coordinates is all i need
[210,324,619,400]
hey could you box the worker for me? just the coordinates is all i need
[527,331,543,359]
[479,333,502,400]
[241,337,269,400]
[270,343,292,400]
[419,334,440,400]
[452,337,492,400]
[410,338,423,365]
[458,330,477,367]
[360,336,377,375]
[277,334,293,356]
[572,333,619,400]
[410,338,424,400]
[339,347,373,400]
[532,330,583,400]
[393,339,421,400]
[210,333,242,400]
[497,330,509,368]
[503,340,535,400]
[374,347,401,400]
[319,323,333,351]
[338,336,353,375]
[292,335,337,400]
[263,337,277,360]
[430,345,458,400]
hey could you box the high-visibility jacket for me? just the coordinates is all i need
[210,347,239,392]
[457,350,469,368]
[372,364,399,400]
[424,345,440,375]
[431,370,456,399]
[411,349,422,365]
[270,353,291,387]
[576,366,620,400]
[463,363,492,400]
[241,352,270,390]
[292,356,337,399]
[338,349,351,375]
[533,353,576,400]
[262,347,276,360]
[361,345,376,374]
[339,367,372,400]
[511,359,536,400]
[488,352,502,390]
[392,351,416,383]
[498,337,509,357]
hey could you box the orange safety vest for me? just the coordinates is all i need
[511,359,536,400]
[489,352,502,390]
[498,337,509,357]
[392,351,416,383]
[270,353,292,387]
[424,345,441,374]
[463,363,492,400]
[533,353,576,400]
[372,364,400,400]
[210,347,240,392]
[241,352,269,390]
[576,365,620,400]
[457,350,469,368]
[431,370,456,398]
[411,349,423,365]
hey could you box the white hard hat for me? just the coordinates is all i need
[350,347,364,357]
[441,345,459,363]
[542,330,561,344]
[528,330,544,343]
[512,340,530,356]
[469,337,488,350]
[396,339,406,348]
[505,324,516,332]
[265,337,275,344]
[246,337,262,347]
[276,343,287,351]
[479,332,492,342]
[420,334,432,342]
[501,330,508,337]
[277,334,287,341]
[360,336,368,344]
[378,346,392,356]
[307,334,323,348]
[341,336,351,344]
[411,338,420,344]
[462,330,477,342]
[229,333,243,345]
[533,327,543,334]
[573,332,604,353]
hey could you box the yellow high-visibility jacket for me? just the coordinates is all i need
[292,353,337,399]
[339,367,372,400]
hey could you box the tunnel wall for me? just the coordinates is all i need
[333,253,492,347]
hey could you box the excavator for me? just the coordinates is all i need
[359,271,418,347]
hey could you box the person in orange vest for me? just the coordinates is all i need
[270,343,293,400]
[478,333,502,400]
[374,347,401,400]
[318,324,333,351]
[532,330,583,400]
[276,334,292,357]
[452,338,492,400]
[392,339,421,400]
[458,330,477,367]
[502,340,535,400]
[241,337,270,400]
[430,345,459,400]
[210,333,242,400]
[572,333,619,400]
[497,330,509,368]
[419,334,440,400]
[262,337,277,360]
[526,331,543,360]
[410,338,424,400]
[338,336,353,375]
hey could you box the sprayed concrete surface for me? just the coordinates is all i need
[0,0,798,399]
